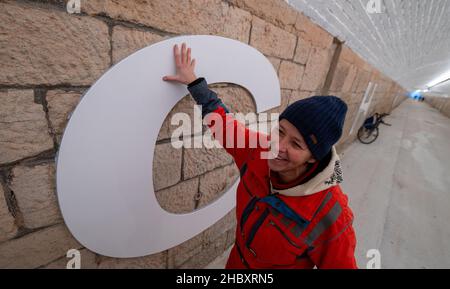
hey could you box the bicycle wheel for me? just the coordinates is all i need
[357,126,379,144]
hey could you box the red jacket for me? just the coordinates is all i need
[187,78,357,269]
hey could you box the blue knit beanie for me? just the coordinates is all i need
[279,96,348,161]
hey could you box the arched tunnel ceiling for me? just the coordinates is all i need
[286,0,450,96]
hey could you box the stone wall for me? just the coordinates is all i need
[425,95,450,119]
[0,0,407,268]
[328,45,408,152]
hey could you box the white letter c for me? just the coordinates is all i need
[56,35,280,258]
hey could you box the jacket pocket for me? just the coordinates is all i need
[246,216,307,266]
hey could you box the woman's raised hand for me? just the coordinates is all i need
[162,42,198,85]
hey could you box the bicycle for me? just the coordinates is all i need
[357,113,392,144]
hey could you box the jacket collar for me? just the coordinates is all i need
[269,146,343,197]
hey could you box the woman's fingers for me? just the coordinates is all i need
[174,42,192,67]
[162,75,179,82]
[174,44,181,67]
[187,47,191,65]
[181,43,186,65]
[166,43,195,84]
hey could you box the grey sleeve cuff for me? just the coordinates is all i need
[187,78,230,118]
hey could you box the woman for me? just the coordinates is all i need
[163,43,357,269]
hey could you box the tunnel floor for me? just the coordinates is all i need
[342,98,450,268]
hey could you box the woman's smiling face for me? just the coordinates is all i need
[268,119,316,175]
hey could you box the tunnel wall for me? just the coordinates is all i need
[424,95,450,119]
[0,0,408,268]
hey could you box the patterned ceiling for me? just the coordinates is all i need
[287,0,450,96]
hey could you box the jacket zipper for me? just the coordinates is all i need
[235,242,250,268]
[245,208,270,256]
[241,177,254,197]
[239,196,259,237]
